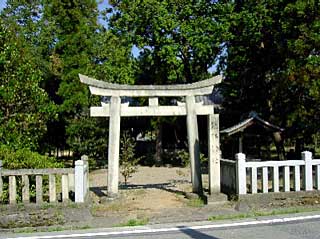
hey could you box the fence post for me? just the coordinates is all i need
[81,155,89,197]
[36,175,43,204]
[236,153,247,195]
[302,151,313,191]
[9,176,17,204]
[68,169,75,192]
[75,159,85,203]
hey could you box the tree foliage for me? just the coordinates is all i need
[120,131,139,185]
[221,0,319,148]
[109,0,231,84]
[107,0,232,164]
[40,0,102,159]
[92,29,137,85]
[0,0,138,164]
[0,17,55,150]
[0,0,318,166]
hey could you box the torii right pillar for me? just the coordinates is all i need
[208,114,221,194]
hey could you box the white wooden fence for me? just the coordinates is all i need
[0,155,89,204]
[234,151,320,195]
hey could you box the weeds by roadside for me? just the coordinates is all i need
[115,218,149,227]
[12,225,91,234]
[187,198,205,207]
[208,207,320,221]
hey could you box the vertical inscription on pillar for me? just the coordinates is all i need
[208,114,220,194]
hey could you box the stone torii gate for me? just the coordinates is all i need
[79,74,222,198]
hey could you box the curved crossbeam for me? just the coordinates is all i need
[79,74,222,97]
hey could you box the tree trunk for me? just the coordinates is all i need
[295,138,303,157]
[273,132,286,160]
[155,121,163,166]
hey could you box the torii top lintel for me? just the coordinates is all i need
[79,74,222,97]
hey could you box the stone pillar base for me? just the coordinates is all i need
[206,193,228,205]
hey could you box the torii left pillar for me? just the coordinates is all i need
[107,96,121,197]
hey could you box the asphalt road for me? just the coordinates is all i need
[3,214,320,239]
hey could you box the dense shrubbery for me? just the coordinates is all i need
[0,145,63,203]
[0,145,62,169]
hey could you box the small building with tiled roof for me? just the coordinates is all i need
[220,112,284,158]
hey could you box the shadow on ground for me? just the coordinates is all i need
[90,182,190,199]
[178,226,220,239]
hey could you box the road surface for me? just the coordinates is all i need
[3,214,320,239]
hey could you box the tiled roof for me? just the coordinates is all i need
[220,112,284,136]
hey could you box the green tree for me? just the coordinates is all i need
[0,18,55,150]
[92,29,137,85]
[42,0,98,114]
[1,0,43,51]
[108,0,231,164]
[221,0,320,158]
[109,0,231,84]
[40,0,105,159]
[1,0,137,164]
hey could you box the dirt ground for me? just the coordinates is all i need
[88,166,224,224]
[90,166,202,210]
[88,166,320,226]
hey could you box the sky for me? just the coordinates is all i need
[0,0,6,11]
[0,0,110,14]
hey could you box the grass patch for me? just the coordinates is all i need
[13,225,91,234]
[208,207,320,221]
[13,226,65,234]
[91,202,124,214]
[45,226,66,232]
[187,198,205,208]
[208,213,248,221]
[78,225,92,230]
[13,227,38,234]
[115,218,149,227]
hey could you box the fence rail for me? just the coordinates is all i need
[234,151,320,195]
[0,168,73,176]
[0,155,89,205]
